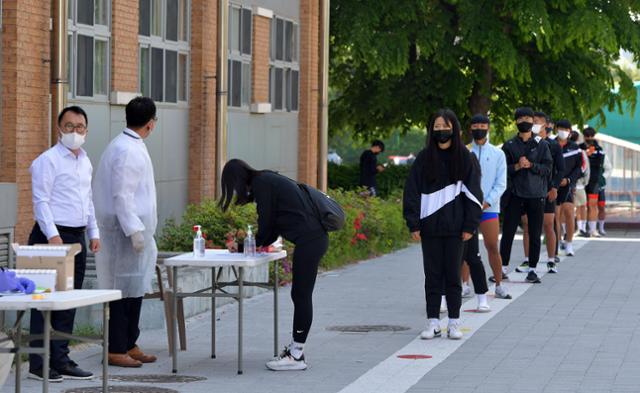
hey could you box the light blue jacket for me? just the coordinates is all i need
[470,140,507,214]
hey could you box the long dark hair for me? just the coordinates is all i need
[424,109,467,183]
[219,159,261,211]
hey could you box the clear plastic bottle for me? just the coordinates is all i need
[193,225,205,258]
[244,225,256,257]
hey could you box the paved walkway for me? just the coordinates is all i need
[2,231,638,393]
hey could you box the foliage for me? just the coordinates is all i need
[330,0,640,142]
[330,127,427,164]
[328,163,411,198]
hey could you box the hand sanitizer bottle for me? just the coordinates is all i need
[244,225,256,257]
[193,225,205,258]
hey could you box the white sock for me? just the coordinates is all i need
[598,220,605,231]
[428,318,440,328]
[561,223,567,236]
[289,341,304,359]
[477,294,488,306]
[502,266,508,274]
[548,257,555,263]
[463,281,470,289]
[578,220,586,231]
[529,266,536,273]
[448,318,460,326]
[588,221,597,232]
[441,295,447,305]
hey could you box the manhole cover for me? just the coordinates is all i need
[64,386,178,393]
[326,325,410,332]
[109,375,207,383]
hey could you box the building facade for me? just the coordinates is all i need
[0,0,327,254]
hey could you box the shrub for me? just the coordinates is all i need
[328,163,410,198]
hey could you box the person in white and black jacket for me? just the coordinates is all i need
[403,109,483,341]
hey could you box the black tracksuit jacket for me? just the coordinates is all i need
[403,147,483,237]
[502,135,553,199]
[560,140,583,187]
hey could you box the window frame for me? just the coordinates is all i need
[269,15,299,113]
[139,0,190,105]
[227,3,252,110]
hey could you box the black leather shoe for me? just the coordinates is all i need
[55,363,94,380]
[28,368,63,382]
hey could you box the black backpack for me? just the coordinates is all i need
[298,184,345,232]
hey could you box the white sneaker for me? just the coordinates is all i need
[494,285,512,299]
[461,285,473,298]
[590,231,601,238]
[420,320,442,340]
[447,321,463,340]
[565,243,575,256]
[477,297,491,313]
[266,347,307,371]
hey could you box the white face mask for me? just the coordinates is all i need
[531,124,542,134]
[558,130,570,140]
[60,131,86,150]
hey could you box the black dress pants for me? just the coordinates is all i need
[500,194,545,268]
[108,297,144,354]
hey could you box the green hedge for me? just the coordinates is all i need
[328,162,410,198]
[157,190,411,283]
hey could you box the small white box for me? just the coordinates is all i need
[10,269,57,293]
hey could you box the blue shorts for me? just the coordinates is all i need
[480,212,499,223]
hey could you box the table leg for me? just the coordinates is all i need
[102,303,109,393]
[211,267,216,359]
[172,266,179,373]
[237,267,244,375]
[43,311,51,393]
[274,260,279,357]
[15,311,23,393]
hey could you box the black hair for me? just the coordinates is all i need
[533,111,547,119]
[514,107,534,120]
[470,114,490,125]
[556,119,572,129]
[126,96,157,128]
[583,126,597,137]
[424,109,467,183]
[546,116,553,124]
[569,130,580,143]
[58,106,88,125]
[219,159,262,211]
[372,140,385,152]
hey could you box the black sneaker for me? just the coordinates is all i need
[554,256,560,263]
[488,272,509,283]
[515,261,529,273]
[56,362,94,380]
[526,270,541,283]
[579,230,590,238]
[28,368,64,383]
[547,262,558,274]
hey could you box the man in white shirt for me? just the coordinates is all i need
[28,106,100,382]
[94,97,158,368]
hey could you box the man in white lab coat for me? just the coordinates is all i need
[94,97,158,368]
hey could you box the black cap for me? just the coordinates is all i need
[514,107,535,120]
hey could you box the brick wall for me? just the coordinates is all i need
[1,1,52,242]
[187,0,218,203]
[252,14,270,104]
[111,0,139,92]
[297,0,320,187]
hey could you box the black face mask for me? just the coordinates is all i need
[433,130,453,144]
[517,122,533,133]
[546,127,553,133]
[471,129,488,141]
[585,138,595,145]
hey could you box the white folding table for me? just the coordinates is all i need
[0,289,121,393]
[164,250,287,374]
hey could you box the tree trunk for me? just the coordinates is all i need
[469,60,493,115]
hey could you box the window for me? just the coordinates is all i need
[139,0,190,103]
[270,16,299,112]
[67,0,111,98]
[227,4,252,109]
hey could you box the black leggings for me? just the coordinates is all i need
[421,236,464,319]
[291,234,329,343]
[463,232,488,294]
[500,194,545,268]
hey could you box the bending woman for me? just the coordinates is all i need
[219,159,329,371]
[403,109,483,340]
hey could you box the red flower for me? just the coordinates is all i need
[356,233,367,241]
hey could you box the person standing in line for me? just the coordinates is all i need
[219,159,329,371]
[555,120,583,257]
[580,127,606,237]
[597,153,612,236]
[571,130,591,237]
[403,109,483,340]
[464,114,511,302]
[28,106,100,382]
[499,107,553,284]
[359,140,386,196]
[517,112,564,274]
[94,97,159,368]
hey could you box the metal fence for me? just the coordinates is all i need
[598,133,640,208]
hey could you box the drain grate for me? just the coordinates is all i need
[326,324,410,333]
[109,375,207,383]
[64,386,178,393]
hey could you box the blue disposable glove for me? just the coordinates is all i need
[0,270,19,293]
[18,277,36,294]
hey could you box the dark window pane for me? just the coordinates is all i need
[285,21,292,62]
[166,0,178,41]
[178,53,188,101]
[139,0,151,36]
[94,0,108,26]
[77,0,94,25]
[270,18,276,60]
[231,60,242,107]
[151,0,162,36]
[292,24,298,61]
[179,0,189,41]
[276,18,284,61]
[77,35,94,96]
[242,62,251,106]
[241,8,252,55]
[140,47,150,96]
[67,35,73,94]
[269,66,274,103]
[230,7,240,52]
[285,68,291,111]
[151,48,164,101]
[165,50,177,102]
[227,59,232,105]
[292,70,299,111]
[275,67,283,110]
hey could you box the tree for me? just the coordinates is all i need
[330,0,640,143]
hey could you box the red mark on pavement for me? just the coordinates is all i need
[464,309,479,313]
[397,354,432,360]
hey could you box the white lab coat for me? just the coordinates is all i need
[93,129,158,298]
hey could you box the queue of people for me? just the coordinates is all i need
[403,107,609,340]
